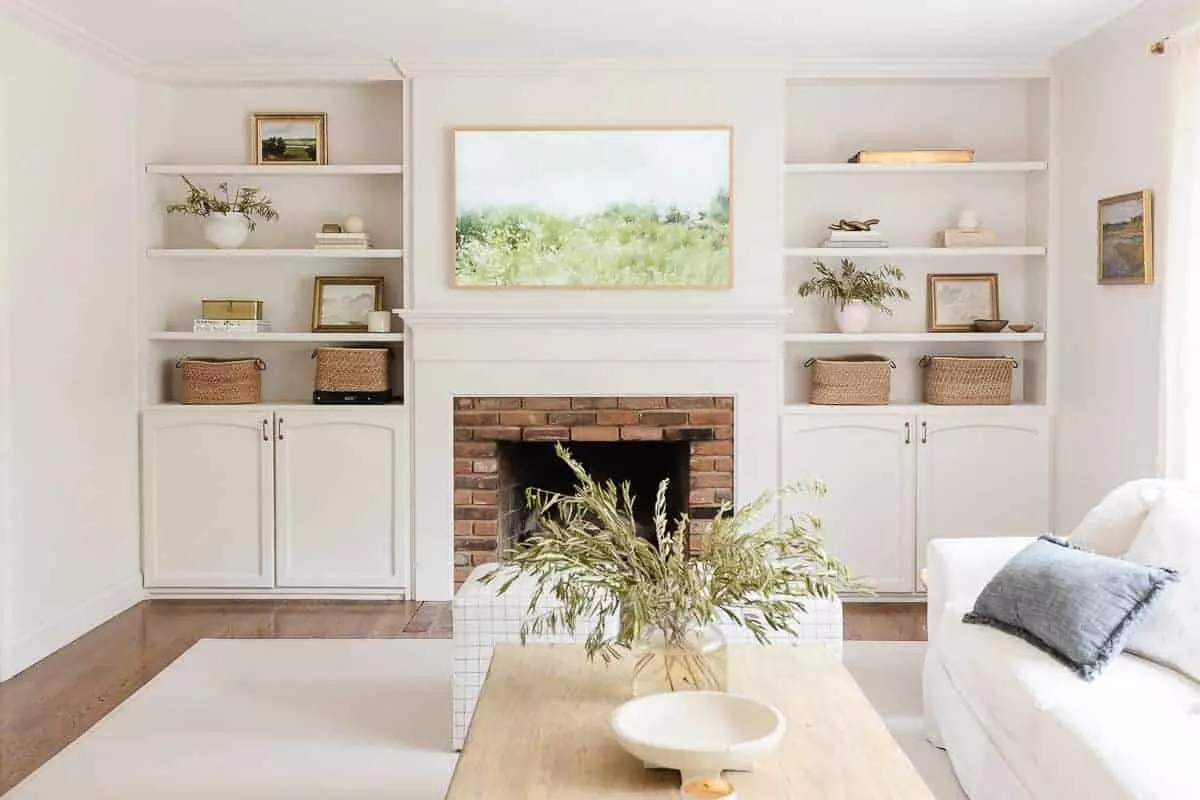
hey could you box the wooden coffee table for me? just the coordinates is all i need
[447,643,936,799]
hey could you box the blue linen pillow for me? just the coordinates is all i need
[962,534,1177,680]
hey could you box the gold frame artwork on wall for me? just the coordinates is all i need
[251,112,328,165]
[927,273,1000,332]
[1097,190,1154,285]
[311,276,384,332]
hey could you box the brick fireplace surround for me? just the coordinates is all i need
[452,395,735,586]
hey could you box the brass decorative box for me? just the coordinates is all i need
[200,299,265,321]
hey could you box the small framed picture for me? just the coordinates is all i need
[927,273,1000,332]
[311,276,384,332]
[1098,190,1153,285]
[251,112,327,165]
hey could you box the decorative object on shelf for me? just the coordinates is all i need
[479,443,857,697]
[805,355,895,405]
[192,319,271,334]
[200,299,264,320]
[920,355,1017,405]
[829,218,880,232]
[938,209,998,247]
[321,222,343,234]
[1098,190,1154,285]
[1008,322,1035,333]
[165,177,279,249]
[972,318,1009,333]
[957,209,981,230]
[311,276,385,332]
[342,214,365,234]
[251,112,327,165]
[848,149,974,164]
[796,258,911,333]
[312,346,391,404]
[366,310,392,333]
[314,231,372,250]
[926,273,999,332]
[453,128,731,288]
[823,218,887,248]
[176,357,265,404]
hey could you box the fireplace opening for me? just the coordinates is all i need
[497,442,689,547]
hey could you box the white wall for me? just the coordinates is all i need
[1052,0,1200,531]
[0,16,141,680]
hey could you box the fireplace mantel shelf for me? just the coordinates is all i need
[393,307,792,328]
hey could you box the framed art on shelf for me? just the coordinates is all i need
[1098,190,1153,285]
[927,273,999,332]
[251,112,327,165]
[311,276,384,332]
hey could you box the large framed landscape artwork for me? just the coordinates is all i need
[452,127,732,288]
[1098,190,1153,285]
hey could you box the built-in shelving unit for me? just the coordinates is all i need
[146,164,404,176]
[784,246,1045,258]
[781,331,1044,344]
[783,161,1047,174]
[147,248,405,259]
[148,331,405,343]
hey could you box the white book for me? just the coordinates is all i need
[193,319,273,333]
[828,230,884,241]
[820,240,889,248]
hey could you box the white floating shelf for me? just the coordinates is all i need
[783,161,1047,174]
[148,332,405,343]
[782,332,1045,344]
[146,164,404,175]
[782,402,1047,415]
[784,246,1045,258]
[148,248,405,259]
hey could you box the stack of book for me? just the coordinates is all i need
[193,319,272,334]
[314,231,373,250]
[821,230,889,248]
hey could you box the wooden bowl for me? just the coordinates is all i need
[1008,322,1035,333]
[972,319,1010,333]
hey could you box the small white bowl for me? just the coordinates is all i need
[611,691,786,776]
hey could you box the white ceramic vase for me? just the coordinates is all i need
[203,213,251,249]
[834,300,872,333]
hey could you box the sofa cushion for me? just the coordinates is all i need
[1125,489,1200,683]
[1067,479,1169,556]
[963,535,1177,679]
[939,610,1200,800]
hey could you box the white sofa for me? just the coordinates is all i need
[924,486,1200,800]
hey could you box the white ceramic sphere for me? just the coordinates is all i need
[342,215,365,234]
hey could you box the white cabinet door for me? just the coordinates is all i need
[142,409,275,588]
[916,409,1050,574]
[780,414,917,593]
[274,408,408,589]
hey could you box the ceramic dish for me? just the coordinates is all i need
[1008,322,1035,333]
[972,319,1009,333]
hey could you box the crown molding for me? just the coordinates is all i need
[784,58,1052,79]
[139,60,403,85]
[0,0,141,73]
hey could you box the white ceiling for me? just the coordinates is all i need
[10,0,1146,68]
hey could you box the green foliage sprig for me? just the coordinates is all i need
[480,444,860,663]
[796,258,911,314]
[165,176,280,231]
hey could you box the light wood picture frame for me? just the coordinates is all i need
[927,273,1000,332]
[1098,190,1153,285]
[251,112,328,165]
[451,126,733,290]
[311,276,384,332]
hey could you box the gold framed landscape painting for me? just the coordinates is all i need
[252,112,327,165]
[452,127,733,289]
[927,273,1000,332]
[311,276,384,332]
[1098,190,1153,285]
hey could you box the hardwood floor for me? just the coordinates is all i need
[0,599,924,795]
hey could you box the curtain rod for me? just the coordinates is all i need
[1151,19,1200,54]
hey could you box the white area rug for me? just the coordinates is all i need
[7,639,965,800]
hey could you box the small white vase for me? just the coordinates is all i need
[203,213,251,249]
[834,301,872,333]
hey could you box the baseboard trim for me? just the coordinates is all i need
[1,577,146,681]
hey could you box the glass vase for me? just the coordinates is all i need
[631,621,728,696]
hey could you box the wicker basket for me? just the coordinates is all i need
[920,355,1017,405]
[805,355,895,405]
[313,347,390,393]
[176,357,265,404]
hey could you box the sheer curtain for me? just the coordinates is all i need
[1161,27,1200,480]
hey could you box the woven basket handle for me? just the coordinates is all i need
[253,358,267,371]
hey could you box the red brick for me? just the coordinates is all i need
[639,410,689,427]
[472,490,498,505]
[714,488,734,503]
[455,505,498,521]
[715,397,735,409]
[453,458,473,474]
[453,427,473,441]
[523,426,570,441]
[571,426,620,442]
[454,520,474,536]
[455,398,475,410]
[693,441,733,456]
[474,521,498,538]
[714,426,734,440]
[454,411,500,426]
[548,411,597,426]
[572,397,619,410]
[499,411,547,426]
[713,456,734,472]
[454,552,471,567]
[620,426,664,441]
[668,396,715,409]
[454,566,473,585]
[473,458,499,474]
[523,397,572,410]
[692,472,733,489]
[458,537,497,551]
[689,456,716,472]
[473,426,522,442]
[664,427,715,442]
[471,551,500,565]
[619,397,667,410]
[455,474,499,490]
[689,409,734,425]
[477,397,522,410]
[596,410,640,426]
[689,488,717,505]
[454,441,497,458]
[454,489,473,505]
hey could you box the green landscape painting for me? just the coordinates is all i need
[453,129,732,288]
[1099,190,1153,284]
